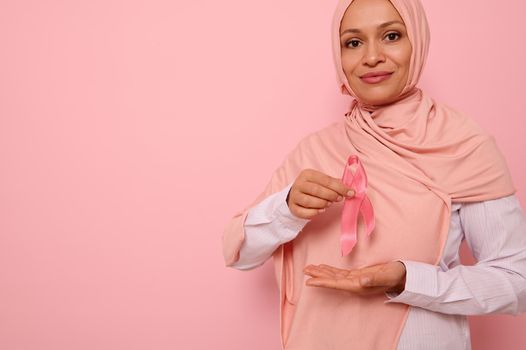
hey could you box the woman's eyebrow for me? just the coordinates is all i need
[340,20,405,35]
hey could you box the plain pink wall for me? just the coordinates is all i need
[0,0,525,349]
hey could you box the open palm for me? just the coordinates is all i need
[303,261,406,296]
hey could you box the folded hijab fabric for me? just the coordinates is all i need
[223,0,516,348]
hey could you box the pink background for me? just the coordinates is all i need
[1,0,525,349]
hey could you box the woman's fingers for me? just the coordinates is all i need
[318,264,349,273]
[295,192,330,209]
[289,205,321,219]
[288,168,356,219]
[305,274,389,295]
[316,264,350,279]
[304,270,334,279]
[304,170,355,199]
[304,265,336,278]
[306,276,360,292]
[300,182,343,202]
[288,189,332,219]
[305,264,361,282]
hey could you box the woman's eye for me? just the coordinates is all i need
[346,40,361,48]
[385,32,400,41]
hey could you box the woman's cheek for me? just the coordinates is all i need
[393,45,412,69]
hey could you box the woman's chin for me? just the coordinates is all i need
[352,79,408,106]
[357,94,397,107]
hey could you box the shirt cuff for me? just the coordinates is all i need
[384,260,439,306]
[274,183,310,234]
[244,182,310,244]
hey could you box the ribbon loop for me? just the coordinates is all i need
[340,155,376,256]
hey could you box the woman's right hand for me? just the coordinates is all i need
[286,169,355,220]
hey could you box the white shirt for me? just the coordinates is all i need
[230,183,526,350]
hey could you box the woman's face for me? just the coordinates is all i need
[340,0,412,106]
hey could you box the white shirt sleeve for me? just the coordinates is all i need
[230,183,310,270]
[384,194,526,316]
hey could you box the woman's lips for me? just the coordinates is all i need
[360,72,393,84]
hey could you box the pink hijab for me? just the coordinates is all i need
[223,0,516,348]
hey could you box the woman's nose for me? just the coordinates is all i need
[363,43,386,66]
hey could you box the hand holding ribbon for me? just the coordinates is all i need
[286,169,355,220]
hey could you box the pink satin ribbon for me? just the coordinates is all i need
[340,155,375,256]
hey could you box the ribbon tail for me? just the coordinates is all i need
[341,197,361,256]
[360,195,375,237]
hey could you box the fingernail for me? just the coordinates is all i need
[318,208,326,213]
[337,196,343,201]
[347,190,355,197]
[327,202,333,207]
[361,276,371,286]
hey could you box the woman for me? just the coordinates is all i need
[222,0,526,349]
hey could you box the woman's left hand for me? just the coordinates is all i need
[304,261,406,296]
